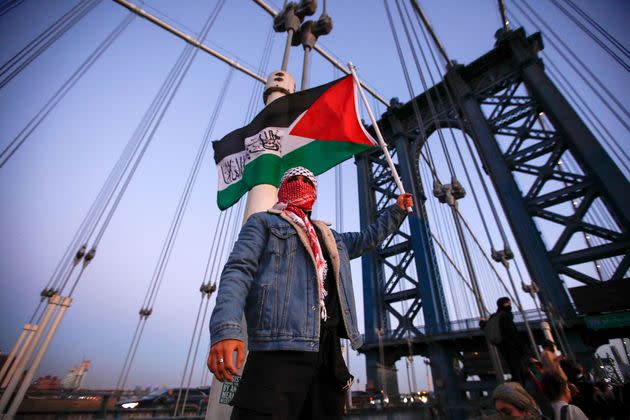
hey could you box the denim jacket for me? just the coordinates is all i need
[209,204,407,352]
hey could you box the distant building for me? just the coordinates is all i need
[61,360,90,389]
[32,375,61,391]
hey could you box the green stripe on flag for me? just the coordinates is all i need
[217,179,246,210]
[282,140,373,175]
[216,141,374,210]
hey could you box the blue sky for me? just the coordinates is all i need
[1,0,628,392]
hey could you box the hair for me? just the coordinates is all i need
[497,297,511,308]
[542,372,568,401]
[542,339,556,352]
[492,382,539,414]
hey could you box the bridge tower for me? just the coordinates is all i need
[357,27,629,413]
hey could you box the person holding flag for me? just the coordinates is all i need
[208,165,412,418]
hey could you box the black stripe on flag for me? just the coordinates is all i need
[212,77,344,163]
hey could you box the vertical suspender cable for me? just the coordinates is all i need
[544,63,629,173]
[114,0,226,390]
[393,0,456,179]
[406,0,539,363]
[179,14,276,403]
[400,0,499,252]
[173,67,235,415]
[0,13,137,412]
[497,0,510,31]
[382,0,440,177]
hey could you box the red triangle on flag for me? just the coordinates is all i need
[288,76,376,146]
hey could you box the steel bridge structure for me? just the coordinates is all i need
[356,27,629,414]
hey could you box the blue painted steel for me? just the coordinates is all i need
[394,134,450,333]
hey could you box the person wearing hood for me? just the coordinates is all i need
[207,166,412,419]
[494,297,528,385]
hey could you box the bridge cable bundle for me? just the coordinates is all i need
[393,0,509,378]
[174,23,277,417]
[0,0,23,16]
[0,0,102,91]
[507,2,630,177]
[511,1,629,133]
[384,0,554,374]
[114,0,227,393]
[0,2,131,170]
[0,9,137,416]
[1,0,627,413]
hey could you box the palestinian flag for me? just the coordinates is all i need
[212,75,377,210]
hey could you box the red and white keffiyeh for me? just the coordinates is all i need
[274,167,328,321]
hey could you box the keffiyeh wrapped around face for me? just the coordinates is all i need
[274,167,328,321]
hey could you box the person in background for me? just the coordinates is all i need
[494,297,529,385]
[492,381,542,418]
[541,372,589,420]
[540,339,566,381]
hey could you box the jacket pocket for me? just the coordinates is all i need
[269,225,298,255]
[256,284,269,330]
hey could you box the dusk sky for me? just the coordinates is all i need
[1,0,628,392]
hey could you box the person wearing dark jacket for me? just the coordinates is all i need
[493,297,528,385]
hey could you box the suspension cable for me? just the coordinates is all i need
[0,9,132,169]
[142,2,229,312]
[544,64,629,173]
[0,0,102,90]
[114,1,226,389]
[549,0,628,71]
[402,1,512,324]
[383,0,439,178]
[507,12,630,174]
[497,0,510,31]
[559,0,630,61]
[420,162,475,317]
[407,0,452,67]
[402,1,499,251]
[510,1,630,132]
[43,13,152,298]
[186,25,276,393]
[394,0,456,177]
[411,1,515,252]
[0,0,24,16]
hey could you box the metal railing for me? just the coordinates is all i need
[362,308,545,342]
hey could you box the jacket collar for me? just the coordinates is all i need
[268,208,340,280]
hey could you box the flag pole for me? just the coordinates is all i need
[348,62,411,212]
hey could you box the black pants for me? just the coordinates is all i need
[498,345,527,385]
[230,351,346,419]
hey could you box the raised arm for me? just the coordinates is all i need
[339,194,411,259]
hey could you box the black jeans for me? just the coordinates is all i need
[230,350,346,419]
[498,344,527,385]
